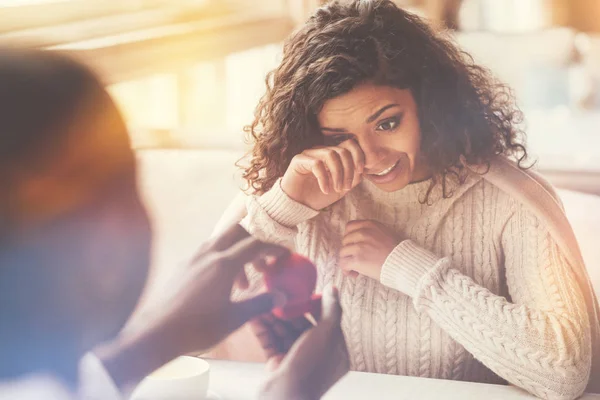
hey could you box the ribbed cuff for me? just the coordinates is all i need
[257,179,319,228]
[380,240,441,298]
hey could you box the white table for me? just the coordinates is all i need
[206,359,600,400]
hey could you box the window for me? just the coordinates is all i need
[1,0,296,148]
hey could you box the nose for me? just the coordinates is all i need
[358,135,386,172]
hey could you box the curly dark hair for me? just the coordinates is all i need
[242,0,528,198]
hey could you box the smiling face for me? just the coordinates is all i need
[318,83,429,192]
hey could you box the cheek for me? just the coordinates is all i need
[404,112,422,152]
[388,117,422,157]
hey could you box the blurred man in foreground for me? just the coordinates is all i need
[0,47,348,399]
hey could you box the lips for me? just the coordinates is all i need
[370,160,400,177]
[365,158,403,185]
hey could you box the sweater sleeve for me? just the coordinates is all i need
[240,178,319,247]
[379,204,591,400]
[232,179,320,301]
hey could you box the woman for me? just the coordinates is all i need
[0,46,348,400]
[227,0,600,398]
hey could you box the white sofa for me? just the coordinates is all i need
[136,149,246,297]
[136,148,600,305]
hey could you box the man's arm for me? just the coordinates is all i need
[95,224,286,392]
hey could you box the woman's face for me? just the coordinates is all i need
[317,83,429,192]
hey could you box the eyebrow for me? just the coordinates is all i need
[321,103,401,133]
[366,104,400,123]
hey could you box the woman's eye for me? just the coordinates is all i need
[376,115,402,132]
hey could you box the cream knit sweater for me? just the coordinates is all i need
[238,171,592,400]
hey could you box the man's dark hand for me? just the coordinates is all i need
[96,223,289,390]
[257,287,350,400]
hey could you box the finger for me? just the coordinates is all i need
[352,172,364,190]
[333,147,354,191]
[252,315,298,355]
[210,223,250,252]
[272,319,292,338]
[266,354,285,372]
[251,257,268,273]
[290,315,314,332]
[339,139,365,186]
[340,139,365,173]
[308,295,323,322]
[303,156,332,195]
[229,293,276,331]
[256,255,288,274]
[264,255,280,268]
[340,266,359,278]
[283,335,298,352]
[221,237,289,275]
[315,148,344,193]
[321,286,342,323]
[293,152,334,195]
[338,257,361,277]
[341,229,371,246]
[267,315,307,341]
[278,302,339,371]
[250,316,280,359]
[338,250,364,276]
[344,219,374,234]
[190,224,249,264]
[339,243,363,260]
[338,256,353,272]
[235,268,250,289]
[254,312,276,326]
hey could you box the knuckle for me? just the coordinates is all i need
[361,221,375,230]
[312,159,325,169]
[339,148,352,161]
[346,220,359,228]
[292,153,305,163]
[344,150,354,164]
[355,231,368,242]
[246,237,261,251]
[348,140,361,153]
[325,149,340,161]
[209,253,225,267]
[199,239,216,253]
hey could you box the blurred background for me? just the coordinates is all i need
[2,0,599,298]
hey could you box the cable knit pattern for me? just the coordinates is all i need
[239,174,591,400]
[383,288,399,374]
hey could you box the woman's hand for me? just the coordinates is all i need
[96,224,289,390]
[281,139,365,210]
[256,287,349,400]
[339,220,401,280]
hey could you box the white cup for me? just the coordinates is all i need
[130,356,210,400]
